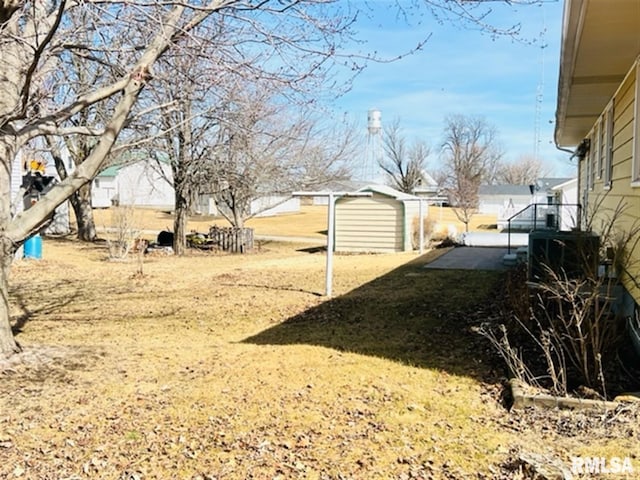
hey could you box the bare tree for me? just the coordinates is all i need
[141,44,227,255]
[38,7,126,242]
[497,155,550,185]
[379,119,430,193]
[0,0,363,356]
[211,89,357,229]
[0,0,551,357]
[127,2,370,253]
[0,0,227,355]
[439,114,504,232]
[46,135,98,241]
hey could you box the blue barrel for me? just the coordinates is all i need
[23,234,42,259]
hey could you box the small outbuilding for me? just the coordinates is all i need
[92,159,174,209]
[334,185,422,253]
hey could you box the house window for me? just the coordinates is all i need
[632,63,640,186]
[94,179,100,188]
[603,100,614,188]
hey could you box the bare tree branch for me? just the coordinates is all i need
[438,114,503,231]
[380,118,430,193]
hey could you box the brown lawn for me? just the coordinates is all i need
[1,207,638,479]
[90,204,499,241]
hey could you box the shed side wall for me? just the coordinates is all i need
[335,195,403,252]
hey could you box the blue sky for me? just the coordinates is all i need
[331,0,575,178]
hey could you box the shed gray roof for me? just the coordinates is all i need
[479,178,576,196]
[479,185,531,196]
[311,179,370,193]
[358,184,419,201]
[536,178,573,190]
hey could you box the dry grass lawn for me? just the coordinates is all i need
[90,204,499,241]
[1,208,638,479]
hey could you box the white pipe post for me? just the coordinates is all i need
[292,191,370,297]
[325,192,335,297]
[418,198,424,255]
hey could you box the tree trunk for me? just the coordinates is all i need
[48,137,97,242]
[0,140,19,356]
[0,238,19,357]
[173,189,188,256]
[233,209,244,230]
[70,184,97,242]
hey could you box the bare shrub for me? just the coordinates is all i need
[531,268,621,396]
[105,206,141,260]
[411,215,435,250]
[479,200,640,399]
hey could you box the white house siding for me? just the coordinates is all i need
[93,161,174,209]
[116,162,173,208]
[252,196,300,217]
[479,193,531,217]
[335,194,404,253]
[194,195,217,215]
[313,195,329,206]
[10,152,24,210]
[194,195,300,218]
[92,175,118,208]
[551,179,579,231]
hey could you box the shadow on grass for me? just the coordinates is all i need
[218,282,323,297]
[10,280,80,335]
[296,246,326,254]
[243,252,505,381]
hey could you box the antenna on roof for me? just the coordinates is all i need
[534,7,547,161]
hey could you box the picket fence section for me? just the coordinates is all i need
[208,226,254,253]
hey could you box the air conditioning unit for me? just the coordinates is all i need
[528,231,600,282]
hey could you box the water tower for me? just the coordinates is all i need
[361,108,382,182]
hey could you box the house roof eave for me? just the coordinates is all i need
[555,0,640,148]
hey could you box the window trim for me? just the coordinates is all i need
[603,99,614,189]
[632,62,640,186]
[595,118,603,180]
[588,132,596,191]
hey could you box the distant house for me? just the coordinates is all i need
[250,195,300,217]
[197,194,300,218]
[478,184,532,218]
[91,166,119,208]
[334,184,423,253]
[94,161,301,217]
[551,178,579,231]
[92,160,174,209]
[478,177,576,230]
[412,172,440,198]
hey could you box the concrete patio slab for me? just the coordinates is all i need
[424,246,511,271]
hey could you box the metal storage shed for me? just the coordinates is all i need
[334,185,421,253]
